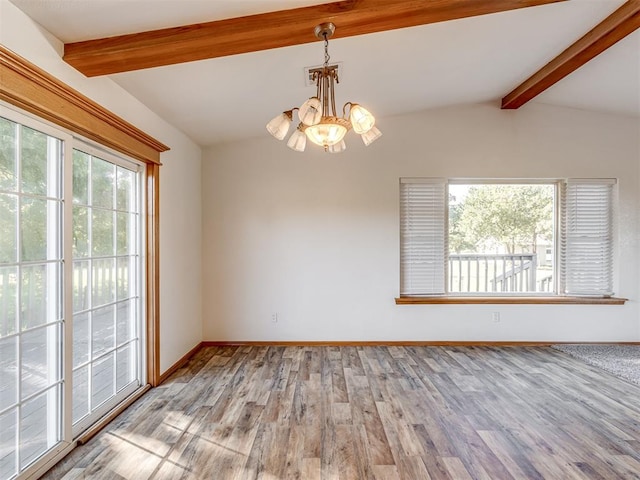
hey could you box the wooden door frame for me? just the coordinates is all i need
[1,45,169,386]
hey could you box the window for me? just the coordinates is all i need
[1,115,64,480]
[0,106,145,480]
[448,182,555,294]
[70,146,143,436]
[1,48,165,480]
[400,178,616,298]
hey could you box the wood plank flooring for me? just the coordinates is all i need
[42,346,640,479]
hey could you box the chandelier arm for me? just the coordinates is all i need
[342,102,352,119]
[329,71,337,118]
[322,70,330,117]
[315,71,321,101]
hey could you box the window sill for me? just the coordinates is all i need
[395,296,627,305]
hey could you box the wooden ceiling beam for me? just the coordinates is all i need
[502,0,640,109]
[63,0,565,77]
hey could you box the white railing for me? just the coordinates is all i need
[449,253,546,293]
[539,274,554,292]
[0,261,131,337]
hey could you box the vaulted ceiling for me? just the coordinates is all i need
[8,0,640,146]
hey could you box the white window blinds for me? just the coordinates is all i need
[400,178,446,295]
[560,179,615,296]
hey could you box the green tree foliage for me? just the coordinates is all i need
[0,117,17,191]
[449,200,476,253]
[450,185,553,254]
[1,119,57,335]
[1,118,18,265]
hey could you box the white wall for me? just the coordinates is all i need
[637,116,640,339]
[203,103,640,342]
[1,0,203,373]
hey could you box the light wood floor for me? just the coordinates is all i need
[43,346,640,479]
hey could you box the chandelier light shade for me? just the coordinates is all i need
[361,125,382,146]
[304,117,349,147]
[327,140,346,154]
[266,110,293,140]
[286,128,307,152]
[299,98,322,126]
[266,22,381,153]
[349,104,376,135]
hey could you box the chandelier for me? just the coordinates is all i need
[266,23,382,153]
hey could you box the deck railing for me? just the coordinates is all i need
[449,253,548,293]
[539,274,554,292]
[0,260,131,337]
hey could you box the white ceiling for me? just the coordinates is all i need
[9,0,640,147]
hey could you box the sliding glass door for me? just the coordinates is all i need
[70,146,143,436]
[0,115,64,480]
[0,106,145,480]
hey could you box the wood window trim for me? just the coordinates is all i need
[145,164,161,386]
[395,296,627,305]
[0,46,168,164]
[0,46,168,386]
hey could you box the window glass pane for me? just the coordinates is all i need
[116,342,136,391]
[0,409,17,479]
[92,209,113,256]
[20,265,47,330]
[0,267,18,337]
[130,214,138,253]
[20,126,48,197]
[21,197,46,262]
[72,150,89,205]
[448,184,554,293]
[0,194,17,263]
[20,388,60,469]
[92,258,115,307]
[116,212,130,256]
[73,312,89,368]
[116,300,134,346]
[91,157,114,209]
[0,336,18,411]
[21,325,59,399]
[20,263,60,329]
[73,260,90,313]
[116,257,131,300]
[91,353,115,408]
[73,205,89,258]
[116,167,133,212]
[0,117,17,192]
[72,366,89,424]
[92,305,115,358]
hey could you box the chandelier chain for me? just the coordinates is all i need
[323,33,330,67]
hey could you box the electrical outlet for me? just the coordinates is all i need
[492,312,501,323]
[271,313,278,323]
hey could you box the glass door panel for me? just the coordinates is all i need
[1,110,146,480]
[71,148,142,436]
[0,116,63,480]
